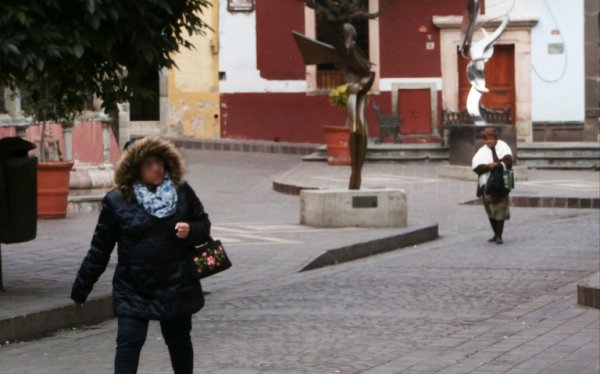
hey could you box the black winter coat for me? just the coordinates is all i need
[71,182,211,320]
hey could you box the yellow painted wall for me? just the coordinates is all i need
[167,2,220,139]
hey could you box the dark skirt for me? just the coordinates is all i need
[483,193,511,221]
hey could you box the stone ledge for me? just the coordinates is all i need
[462,196,600,209]
[0,296,113,343]
[273,181,317,196]
[300,224,438,271]
[164,137,320,156]
[577,273,600,309]
[438,164,529,181]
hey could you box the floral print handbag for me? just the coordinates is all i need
[190,238,232,279]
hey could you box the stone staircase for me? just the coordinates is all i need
[303,142,600,169]
[518,143,600,169]
[303,143,450,163]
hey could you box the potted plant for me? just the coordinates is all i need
[325,84,351,166]
[21,75,86,219]
[35,124,74,219]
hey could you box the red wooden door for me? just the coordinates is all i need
[458,44,516,123]
[398,89,431,135]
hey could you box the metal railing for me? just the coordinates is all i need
[443,105,512,126]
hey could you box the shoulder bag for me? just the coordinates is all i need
[190,237,232,279]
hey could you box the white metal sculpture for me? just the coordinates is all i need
[459,0,513,126]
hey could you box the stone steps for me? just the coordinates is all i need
[518,143,600,169]
[303,142,600,169]
[303,144,450,163]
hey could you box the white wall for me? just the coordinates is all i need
[486,0,585,122]
[218,2,307,93]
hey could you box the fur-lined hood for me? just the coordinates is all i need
[114,137,185,202]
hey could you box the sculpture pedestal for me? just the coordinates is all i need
[442,123,527,181]
[300,189,407,228]
[447,124,518,166]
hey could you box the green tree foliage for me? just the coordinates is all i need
[0,0,211,123]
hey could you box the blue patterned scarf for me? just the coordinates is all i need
[133,172,178,218]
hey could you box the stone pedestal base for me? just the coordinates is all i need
[300,189,407,228]
[448,124,518,166]
[439,165,529,181]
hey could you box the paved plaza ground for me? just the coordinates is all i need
[0,148,598,373]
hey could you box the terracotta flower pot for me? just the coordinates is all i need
[324,125,351,166]
[37,161,74,219]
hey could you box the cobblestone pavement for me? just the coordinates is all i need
[0,212,597,373]
[0,151,298,319]
[0,151,431,321]
[0,150,598,373]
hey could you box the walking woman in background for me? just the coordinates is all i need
[472,127,513,244]
[71,137,211,374]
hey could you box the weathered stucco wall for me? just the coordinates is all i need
[167,3,220,139]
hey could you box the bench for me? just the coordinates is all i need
[371,101,402,144]
[442,105,512,127]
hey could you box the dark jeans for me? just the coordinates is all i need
[115,314,194,374]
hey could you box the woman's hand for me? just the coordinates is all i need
[74,302,84,308]
[488,162,498,169]
[175,222,190,239]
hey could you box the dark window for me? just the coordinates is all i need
[316,0,370,90]
[129,68,160,121]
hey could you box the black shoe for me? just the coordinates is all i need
[488,236,497,242]
[496,237,503,244]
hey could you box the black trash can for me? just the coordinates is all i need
[0,137,38,244]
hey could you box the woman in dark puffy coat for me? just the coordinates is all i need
[71,137,211,374]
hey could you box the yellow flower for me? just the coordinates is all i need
[329,84,349,108]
